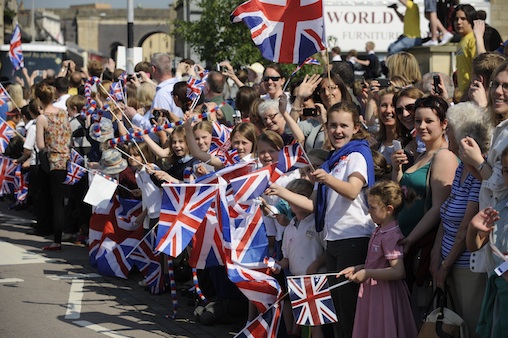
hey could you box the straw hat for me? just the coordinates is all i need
[89,118,114,142]
[247,62,265,76]
[99,148,127,175]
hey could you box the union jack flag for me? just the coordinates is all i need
[287,275,337,326]
[234,302,282,338]
[129,231,166,294]
[276,142,310,173]
[70,148,84,165]
[63,162,87,185]
[0,155,17,195]
[199,69,209,81]
[229,164,281,203]
[219,185,281,312]
[290,57,321,76]
[231,0,326,64]
[210,120,231,154]
[89,195,143,278]
[189,204,226,269]
[9,23,24,71]
[0,121,14,153]
[156,183,218,258]
[0,85,11,106]
[220,149,241,166]
[187,77,204,101]
[14,165,28,203]
[110,81,124,102]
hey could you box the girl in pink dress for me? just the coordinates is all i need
[339,180,417,338]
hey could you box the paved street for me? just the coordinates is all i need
[0,201,243,338]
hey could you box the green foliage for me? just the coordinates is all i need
[173,0,262,68]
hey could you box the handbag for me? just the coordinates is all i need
[36,149,51,174]
[417,287,469,338]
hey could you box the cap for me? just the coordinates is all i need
[89,118,114,143]
[247,62,265,76]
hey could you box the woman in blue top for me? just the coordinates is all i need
[430,102,492,338]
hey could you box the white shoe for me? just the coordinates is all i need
[138,280,147,287]
[422,39,438,47]
[439,32,454,45]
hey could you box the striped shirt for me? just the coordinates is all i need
[440,162,480,267]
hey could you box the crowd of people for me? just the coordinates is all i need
[1,3,508,338]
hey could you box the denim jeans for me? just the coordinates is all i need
[388,36,422,55]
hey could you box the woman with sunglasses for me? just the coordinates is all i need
[391,87,425,171]
[392,96,458,322]
[261,64,291,111]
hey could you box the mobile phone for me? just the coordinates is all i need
[392,140,402,151]
[37,70,44,76]
[216,64,221,71]
[433,75,442,94]
[375,78,391,88]
[302,108,317,116]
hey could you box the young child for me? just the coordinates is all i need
[338,180,417,338]
[273,178,326,338]
[467,146,508,338]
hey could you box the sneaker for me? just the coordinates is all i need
[439,32,454,45]
[422,39,438,47]
[138,280,147,287]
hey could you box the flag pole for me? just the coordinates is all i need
[124,222,159,259]
[298,141,316,172]
[0,83,21,112]
[0,114,24,139]
[71,162,134,193]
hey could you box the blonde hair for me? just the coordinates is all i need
[137,82,156,108]
[369,180,404,214]
[385,52,422,84]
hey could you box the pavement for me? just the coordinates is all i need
[0,199,245,338]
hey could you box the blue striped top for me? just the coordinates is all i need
[440,162,480,267]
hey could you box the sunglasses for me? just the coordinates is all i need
[263,76,282,82]
[395,103,415,115]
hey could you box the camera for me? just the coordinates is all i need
[303,108,317,117]
[374,78,391,88]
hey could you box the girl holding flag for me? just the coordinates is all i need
[266,101,375,338]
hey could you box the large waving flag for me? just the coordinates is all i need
[229,163,281,203]
[9,23,24,71]
[287,275,337,326]
[129,231,166,294]
[231,0,326,64]
[88,195,143,278]
[156,183,218,258]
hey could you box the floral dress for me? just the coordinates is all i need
[44,109,71,171]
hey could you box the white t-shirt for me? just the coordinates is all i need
[282,213,326,276]
[23,119,38,166]
[135,166,162,219]
[263,170,300,241]
[322,152,375,241]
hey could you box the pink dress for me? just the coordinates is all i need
[352,221,417,338]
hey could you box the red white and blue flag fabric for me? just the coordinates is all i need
[88,195,143,278]
[276,142,310,173]
[129,231,166,294]
[14,165,28,203]
[234,302,283,338]
[63,162,87,185]
[109,81,125,102]
[0,85,11,106]
[70,148,84,165]
[187,77,205,101]
[0,121,15,153]
[156,183,218,258]
[231,0,326,64]
[219,149,241,166]
[0,155,17,195]
[210,120,231,154]
[291,57,321,76]
[9,23,24,71]
[229,164,281,203]
[287,275,337,326]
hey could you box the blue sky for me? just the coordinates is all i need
[35,1,171,9]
